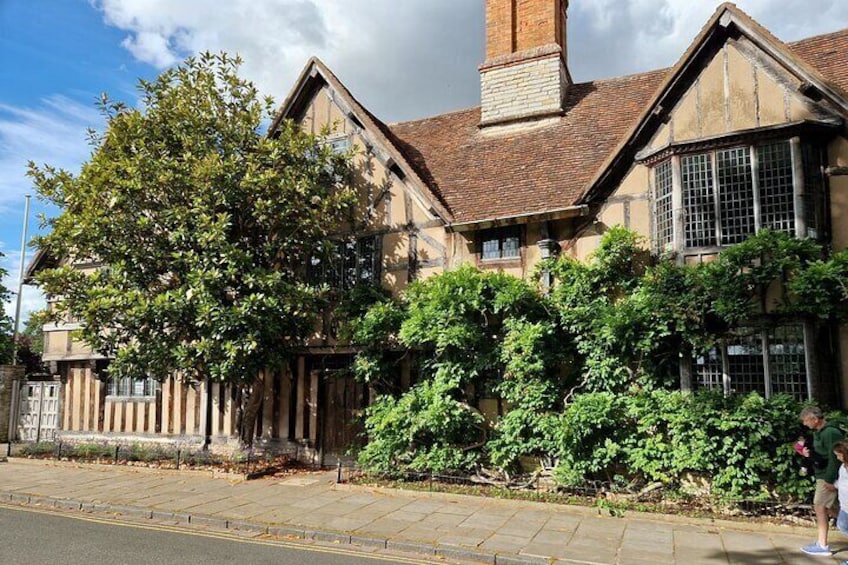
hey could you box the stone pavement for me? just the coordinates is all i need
[0,457,844,565]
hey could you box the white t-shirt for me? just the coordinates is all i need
[836,465,848,513]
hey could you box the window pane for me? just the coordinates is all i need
[694,346,723,391]
[343,240,357,290]
[357,237,375,284]
[726,331,765,395]
[682,154,716,247]
[482,237,500,260]
[769,325,808,401]
[802,143,824,239]
[654,160,674,252]
[502,235,520,258]
[717,147,755,245]
[758,141,794,235]
[327,242,344,290]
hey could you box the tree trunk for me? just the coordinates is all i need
[239,371,266,447]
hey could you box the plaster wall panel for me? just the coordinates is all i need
[789,96,816,122]
[573,233,601,262]
[629,200,652,239]
[756,67,786,126]
[726,45,757,131]
[327,95,348,135]
[599,203,625,229]
[829,138,848,251]
[699,51,726,137]
[830,177,848,252]
[383,270,408,294]
[648,123,671,151]
[418,267,443,282]
[614,165,650,197]
[309,90,331,132]
[671,87,700,142]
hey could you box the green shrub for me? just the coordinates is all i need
[554,390,809,499]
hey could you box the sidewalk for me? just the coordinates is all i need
[0,457,842,565]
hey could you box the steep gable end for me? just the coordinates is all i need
[269,58,452,226]
[582,3,848,205]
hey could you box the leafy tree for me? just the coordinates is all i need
[15,309,47,374]
[0,254,13,364]
[30,52,356,445]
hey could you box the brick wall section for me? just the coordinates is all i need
[482,1,569,126]
[486,0,566,58]
[516,0,558,52]
[480,53,566,125]
[0,365,24,442]
[485,0,514,60]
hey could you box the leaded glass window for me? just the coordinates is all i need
[481,227,521,261]
[654,160,674,252]
[682,154,715,248]
[656,139,822,251]
[757,141,794,234]
[308,236,379,291]
[693,324,809,400]
[717,147,755,245]
[108,377,157,398]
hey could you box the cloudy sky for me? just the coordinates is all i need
[2,0,848,322]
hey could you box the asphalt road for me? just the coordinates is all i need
[0,505,441,565]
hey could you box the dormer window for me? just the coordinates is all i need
[651,136,825,254]
[481,227,521,261]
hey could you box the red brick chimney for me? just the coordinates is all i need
[480,0,571,128]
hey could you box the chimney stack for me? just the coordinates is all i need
[480,0,571,129]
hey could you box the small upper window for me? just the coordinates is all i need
[326,137,351,154]
[481,227,521,261]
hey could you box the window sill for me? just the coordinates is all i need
[480,257,521,268]
[106,396,157,403]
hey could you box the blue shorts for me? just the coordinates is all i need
[837,510,848,536]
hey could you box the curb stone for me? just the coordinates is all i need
[188,514,228,529]
[0,490,585,565]
[227,519,268,534]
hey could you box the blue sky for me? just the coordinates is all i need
[0,0,159,324]
[2,0,848,326]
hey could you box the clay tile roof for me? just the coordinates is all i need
[387,70,667,224]
[789,28,848,96]
[386,18,848,225]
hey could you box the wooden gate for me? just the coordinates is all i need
[17,380,61,442]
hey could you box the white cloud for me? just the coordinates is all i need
[0,96,100,321]
[90,0,848,123]
[0,95,101,213]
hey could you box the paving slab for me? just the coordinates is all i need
[0,459,827,565]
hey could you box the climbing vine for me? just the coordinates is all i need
[349,227,848,499]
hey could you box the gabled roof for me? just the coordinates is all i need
[278,5,848,227]
[269,57,453,222]
[581,2,848,205]
[379,4,848,225]
[387,70,665,225]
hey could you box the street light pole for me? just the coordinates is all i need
[11,195,31,366]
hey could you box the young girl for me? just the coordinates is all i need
[832,441,848,562]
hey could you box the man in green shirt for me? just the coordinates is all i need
[800,406,843,556]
